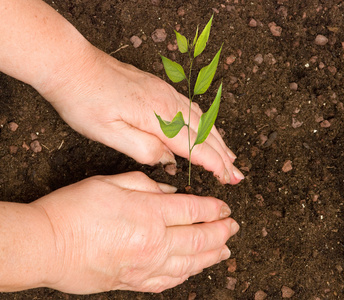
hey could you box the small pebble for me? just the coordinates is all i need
[226,54,236,65]
[248,18,257,27]
[8,122,18,132]
[289,82,298,91]
[130,35,142,48]
[9,145,18,154]
[22,142,30,151]
[309,56,318,64]
[315,115,324,123]
[30,140,42,153]
[328,66,337,75]
[254,53,263,64]
[226,258,237,273]
[151,28,167,43]
[292,117,303,128]
[264,53,276,65]
[276,6,288,18]
[167,41,178,51]
[262,227,268,237]
[30,132,38,140]
[268,22,282,36]
[225,277,237,290]
[281,286,295,298]
[255,290,268,300]
[314,34,328,46]
[282,160,292,173]
[320,120,331,128]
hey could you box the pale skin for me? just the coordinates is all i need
[0,0,243,294]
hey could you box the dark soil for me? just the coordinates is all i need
[1,0,344,299]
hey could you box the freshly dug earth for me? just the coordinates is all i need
[1,0,343,299]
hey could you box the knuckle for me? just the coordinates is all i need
[187,199,200,222]
[146,277,168,293]
[172,256,194,278]
[191,228,207,253]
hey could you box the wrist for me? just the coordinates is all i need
[0,202,57,292]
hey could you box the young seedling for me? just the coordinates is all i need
[155,15,222,186]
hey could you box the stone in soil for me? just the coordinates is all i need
[282,160,292,173]
[248,18,257,27]
[130,35,142,48]
[281,285,295,298]
[151,28,167,43]
[8,122,18,131]
[268,22,282,36]
[314,34,328,45]
[30,140,42,153]
[225,277,237,290]
[255,290,268,300]
[226,258,237,273]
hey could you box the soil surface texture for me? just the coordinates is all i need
[1,0,344,299]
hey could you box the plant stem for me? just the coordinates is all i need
[187,52,194,186]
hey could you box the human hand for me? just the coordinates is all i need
[42,48,244,185]
[32,171,239,294]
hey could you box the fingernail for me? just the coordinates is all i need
[157,182,178,194]
[231,221,240,235]
[159,150,176,165]
[220,204,231,219]
[220,246,231,261]
[224,169,231,184]
[233,166,245,180]
[227,148,237,160]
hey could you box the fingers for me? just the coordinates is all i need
[156,193,231,226]
[157,245,231,280]
[166,218,238,256]
[100,171,177,194]
[95,120,176,166]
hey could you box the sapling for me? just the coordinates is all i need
[155,15,222,186]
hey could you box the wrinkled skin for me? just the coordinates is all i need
[43,48,244,185]
[33,172,239,294]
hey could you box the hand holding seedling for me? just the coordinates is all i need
[0,0,242,185]
[42,49,243,185]
[0,0,242,293]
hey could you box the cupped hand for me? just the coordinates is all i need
[42,47,244,184]
[32,171,239,294]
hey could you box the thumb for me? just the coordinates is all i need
[101,171,177,194]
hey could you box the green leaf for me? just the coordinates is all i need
[193,82,222,146]
[194,45,222,95]
[160,55,187,83]
[174,30,188,53]
[155,111,186,138]
[194,15,213,58]
[192,26,199,47]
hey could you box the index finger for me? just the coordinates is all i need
[155,193,231,226]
